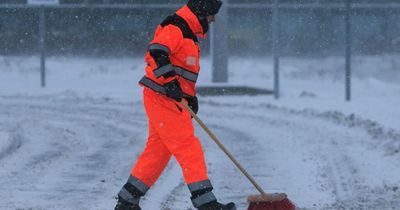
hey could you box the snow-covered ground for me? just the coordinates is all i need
[0,55,399,210]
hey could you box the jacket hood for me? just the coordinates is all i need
[175,6,207,38]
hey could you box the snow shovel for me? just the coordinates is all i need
[180,101,296,210]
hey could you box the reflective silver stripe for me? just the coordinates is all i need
[148,43,170,54]
[153,65,198,82]
[139,77,192,98]
[118,188,140,204]
[139,77,167,95]
[191,192,217,208]
[153,64,175,78]
[175,67,198,82]
[188,180,213,193]
[127,176,150,195]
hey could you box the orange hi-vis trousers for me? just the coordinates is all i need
[131,88,209,187]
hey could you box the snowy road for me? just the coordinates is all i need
[1,95,399,210]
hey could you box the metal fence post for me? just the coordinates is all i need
[345,0,352,101]
[211,0,228,83]
[39,5,46,88]
[272,0,280,99]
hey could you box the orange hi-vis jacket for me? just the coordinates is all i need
[140,5,205,97]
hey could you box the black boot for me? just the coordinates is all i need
[188,180,236,210]
[114,201,141,210]
[115,176,149,210]
[198,201,236,210]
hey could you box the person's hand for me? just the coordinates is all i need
[164,79,183,102]
[185,96,198,114]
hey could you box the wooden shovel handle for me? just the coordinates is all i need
[180,101,267,196]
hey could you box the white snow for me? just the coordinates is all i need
[0,55,399,210]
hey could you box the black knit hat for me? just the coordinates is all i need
[187,0,223,17]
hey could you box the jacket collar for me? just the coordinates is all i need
[175,5,206,38]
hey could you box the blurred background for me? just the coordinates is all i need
[1,0,400,56]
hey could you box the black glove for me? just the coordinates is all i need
[185,96,199,114]
[164,79,183,102]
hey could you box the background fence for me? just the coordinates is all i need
[1,0,400,99]
[1,1,400,56]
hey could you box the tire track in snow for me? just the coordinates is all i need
[0,96,148,210]
[0,126,23,161]
[203,100,400,210]
[204,100,400,155]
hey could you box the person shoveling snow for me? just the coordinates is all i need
[114,0,235,210]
